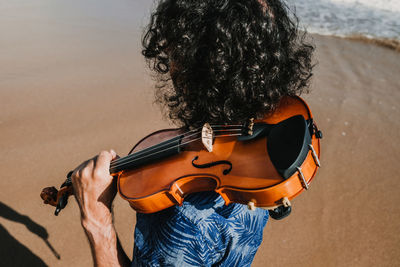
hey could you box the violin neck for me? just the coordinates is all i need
[109,135,184,174]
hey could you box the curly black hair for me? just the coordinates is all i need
[142,0,314,129]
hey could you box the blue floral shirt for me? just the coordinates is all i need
[132,191,269,266]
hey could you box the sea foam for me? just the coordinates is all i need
[286,0,400,41]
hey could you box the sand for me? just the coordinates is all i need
[1,1,400,266]
[252,35,400,267]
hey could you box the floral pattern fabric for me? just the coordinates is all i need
[132,191,269,266]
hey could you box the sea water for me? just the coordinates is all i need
[286,0,400,40]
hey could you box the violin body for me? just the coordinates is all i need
[117,96,321,213]
[41,96,321,217]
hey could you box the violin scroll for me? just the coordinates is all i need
[40,171,74,216]
[40,186,59,206]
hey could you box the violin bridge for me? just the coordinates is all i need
[202,123,213,152]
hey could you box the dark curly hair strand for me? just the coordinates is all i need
[142,0,314,129]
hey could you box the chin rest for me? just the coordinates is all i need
[237,114,313,180]
[267,115,311,179]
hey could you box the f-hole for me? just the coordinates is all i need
[191,156,233,175]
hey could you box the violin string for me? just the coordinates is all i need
[112,129,202,165]
[111,128,204,167]
[110,126,244,168]
[182,124,245,136]
[110,134,199,170]
[110,132,243,172]
[110,128,244,169]
[111,124,245,167]
[110,127,242,168]
[209,124,244,127]
[110,131,244,171]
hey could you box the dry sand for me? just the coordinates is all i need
[1,1,400,266]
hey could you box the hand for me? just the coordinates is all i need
[71,150,118,227]
[71,150,131,266]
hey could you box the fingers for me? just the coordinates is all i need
[71,149,117,180]
[110,149,117,159]
[96,150,116,174]
[69,149,119,217]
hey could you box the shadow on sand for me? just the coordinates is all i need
[0,201,60,267]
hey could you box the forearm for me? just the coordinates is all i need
[82,213,131,267]
[71,150,131,266]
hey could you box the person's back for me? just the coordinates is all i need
[131,0,315,265]
[133,192,268,266]
[69,1,314,266]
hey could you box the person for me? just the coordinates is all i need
[70,0,314,266]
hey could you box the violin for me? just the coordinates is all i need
[41,96,322,220]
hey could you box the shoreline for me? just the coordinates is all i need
[312,33,400,52]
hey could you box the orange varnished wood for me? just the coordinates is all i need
[117,96,321,213]
[40,96,321,214]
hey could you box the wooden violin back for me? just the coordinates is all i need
[117,96,321,213]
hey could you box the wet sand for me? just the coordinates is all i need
[1,1,400,266]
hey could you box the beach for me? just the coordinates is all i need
[1,1,400,266]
